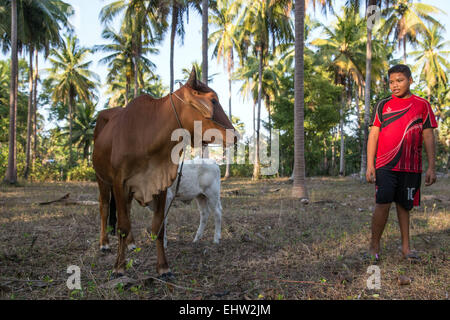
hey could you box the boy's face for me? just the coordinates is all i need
[389,72,413,98]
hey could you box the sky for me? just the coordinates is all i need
[32,0,450,137]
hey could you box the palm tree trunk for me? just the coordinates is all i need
[134,54,139,97]
[403,38,407,64]
[125,76,130,105]
[252,49,263,180]
[170,2,178,93]
[267,96,271,152]
[224,76,232,179]
[252,102,255,138]
[323,137,328,174]
[339,89,345,176]
[68,92,74,167]
[361,11,374,182]
[355,82,362,176]
[5,0,18,184]
[24,47,34,179]
[331,128,336,174]
[83,142,89,160]
[201,2,210,161]
[201,0,208,84]
[292,0,308,199]
[33,49,38,165]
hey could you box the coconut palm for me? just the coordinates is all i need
[47,35,98,166]
[168,0,197,93]
[210,0,243,177]
[100,0,165,97]
[61,102,97,161]
[239,0,294,180]
[411,24,450,107]
[381,0,444,63]
[201,0,208,84]
[312,8,366,176]
[345,0,388,181]
[95,26,158,106]
[106,70,167,107]
[17,0,73,178]
[4,0,18,184]
[291,0,333,198]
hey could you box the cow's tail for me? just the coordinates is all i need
[108,191,117,235]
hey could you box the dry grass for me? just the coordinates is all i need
[0,176,448,300]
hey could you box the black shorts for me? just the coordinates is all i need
[375,169,421,211]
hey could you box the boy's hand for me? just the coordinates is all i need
[425,168,436,186]
[366,166,376,183]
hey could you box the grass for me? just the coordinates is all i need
[0,176,448,300]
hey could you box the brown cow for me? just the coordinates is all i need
[92,69,237,278]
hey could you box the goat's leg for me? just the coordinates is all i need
[213,200,222,244]
[193,196,210,243]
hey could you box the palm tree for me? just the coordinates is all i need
[168,0,194,93]
[4,0,18,184]
[210,0,243,177]
[312,8,366,176]
[62,102,97,161]
[381,0,444,63]
[291,0,332,198]
[411,24,450,106]
[95,26,158,106]
[18,0,72,179]
[292,0,306,197]
[106,70,167,107]
[100,0,165,97]
[239,0,294,180]
[47,35,98,166]
[201,0,208,84]
[95,27,134,106]
[345,0,383,182]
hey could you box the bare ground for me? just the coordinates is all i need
[0,176,448,300]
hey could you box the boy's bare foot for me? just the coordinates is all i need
[398,246,421,262]
[361,251,380,263]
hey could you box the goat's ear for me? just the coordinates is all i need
[186,67,197,88]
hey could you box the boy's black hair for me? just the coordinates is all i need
[388,64,412,79]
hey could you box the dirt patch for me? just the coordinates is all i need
[0,177,448,300]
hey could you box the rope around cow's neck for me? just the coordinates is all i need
[156,93,187,239]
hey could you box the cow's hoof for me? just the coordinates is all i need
[127,243,137,251]
[100,245,111,253]
[158,272,175,282]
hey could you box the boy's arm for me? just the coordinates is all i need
[423,128,437,186]
[366,126,380,183]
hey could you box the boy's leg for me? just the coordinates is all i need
[394,172,421,257]
[396,203,411,257]
[370,203,391,255]
[370,169,396,255]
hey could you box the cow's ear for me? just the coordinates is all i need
[186,67,198,88]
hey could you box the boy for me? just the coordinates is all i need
[366,64,437,261]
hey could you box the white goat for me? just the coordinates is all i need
[147,158,223,248]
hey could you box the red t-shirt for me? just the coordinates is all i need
[370,94,437,173]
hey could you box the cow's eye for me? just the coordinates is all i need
[212,99,217,105]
